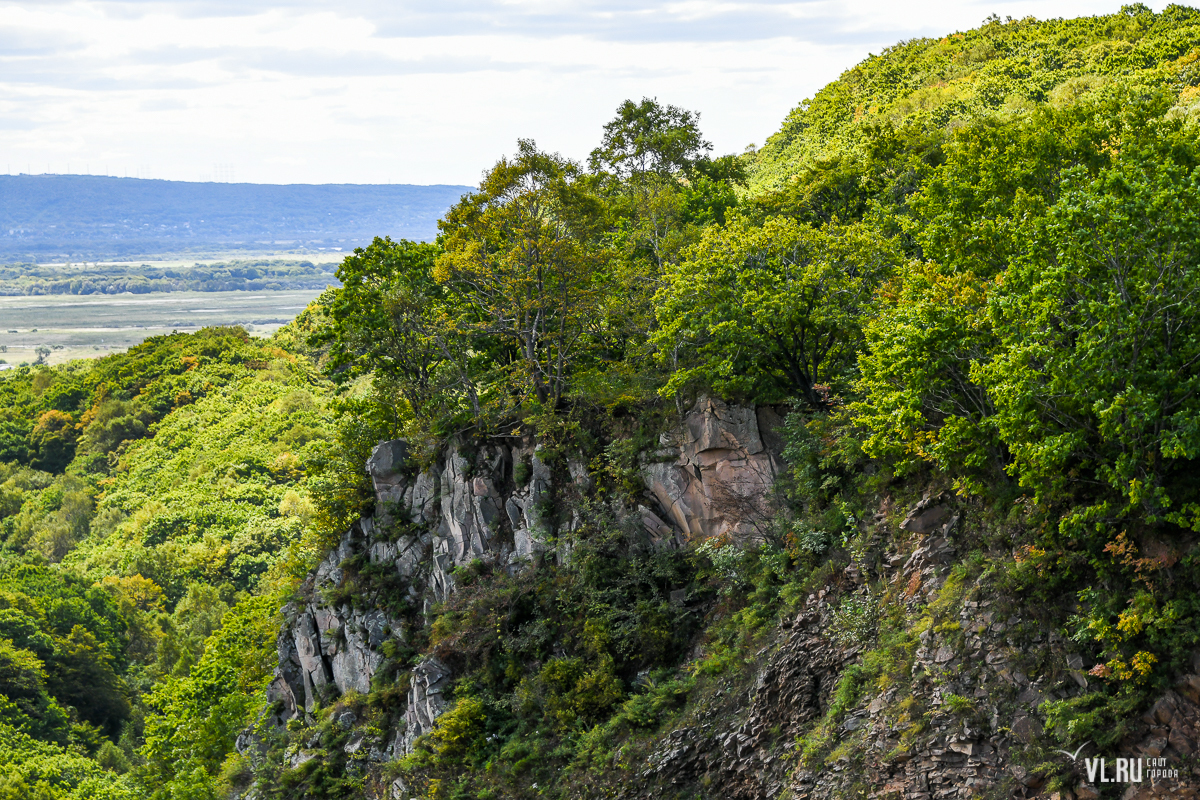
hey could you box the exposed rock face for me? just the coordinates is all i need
[641,397,784,545]
[267,519,395,721]
[263,399,779,771]
[266,436,584,754]
[626,603,844,800]
[367,440,411,510]
[399,657,453,755]
[1112,682,1200,800]
[901,491,954,535]
[438,447,504,568]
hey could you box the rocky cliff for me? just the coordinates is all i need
[264,435,569,756]
[641,398,785,545]
[250,397,783,788]
[245,398,1200,800]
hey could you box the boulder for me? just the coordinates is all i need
[901,493,953,535]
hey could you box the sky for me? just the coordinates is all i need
[0,1,1173,186]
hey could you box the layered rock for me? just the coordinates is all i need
[627,603,846,800]
[267,519,397,723]
[626,495,1200,800]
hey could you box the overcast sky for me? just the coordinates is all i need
[0,1,1168,186]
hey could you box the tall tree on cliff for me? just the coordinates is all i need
[436,139,608,413]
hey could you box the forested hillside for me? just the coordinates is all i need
[0,324,356,798]
[1,5,1200,799]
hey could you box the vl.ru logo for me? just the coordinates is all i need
[1056,742,1180,784]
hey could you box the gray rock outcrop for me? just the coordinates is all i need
[264,399,785,773]
[399,657,453,756]
[266,436,583,754]
[267,519,394,720]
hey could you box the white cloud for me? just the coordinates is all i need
[0,1,1163,185]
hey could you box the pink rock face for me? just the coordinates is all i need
[642,397,782,545]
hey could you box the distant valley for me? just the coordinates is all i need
[0,175,472,261]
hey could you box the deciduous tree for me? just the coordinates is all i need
[314,237,480,422]
[437,140,607,412]
[979,121,1200,530]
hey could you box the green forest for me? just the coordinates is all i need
[1,6,1200,798]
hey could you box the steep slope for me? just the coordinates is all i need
[0,326,345,798]
[241,401,1200,800]
[230,8,1200,800]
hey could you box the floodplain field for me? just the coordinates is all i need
[0,288,327,367]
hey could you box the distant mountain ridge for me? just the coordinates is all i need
[0,174,473,261]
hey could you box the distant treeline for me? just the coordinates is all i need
[0,259,338,296]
